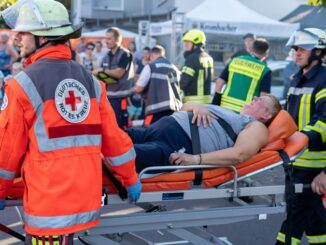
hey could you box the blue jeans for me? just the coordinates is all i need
[109,97,128,129]
[127,116,192,173]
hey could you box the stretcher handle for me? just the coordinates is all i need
[4,199,23,207]
[139,164,232,178]
[139,165,238,198]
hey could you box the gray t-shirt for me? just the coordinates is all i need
[172,105,256,153]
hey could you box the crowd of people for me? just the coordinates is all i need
[0,0,325,244]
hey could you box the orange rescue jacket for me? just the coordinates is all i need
[0,44,138,236]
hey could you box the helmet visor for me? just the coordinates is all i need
[286,30,319,50]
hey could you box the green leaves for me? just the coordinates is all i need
[308,0,326,6]
[0,0,17,11]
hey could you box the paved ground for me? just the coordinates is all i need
[0,166,310,245]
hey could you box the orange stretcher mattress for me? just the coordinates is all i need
[7,110,308,198]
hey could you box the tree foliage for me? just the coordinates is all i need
[308,0,326,6]
[0,0,17,11]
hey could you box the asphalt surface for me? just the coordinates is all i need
[0,166,310,245]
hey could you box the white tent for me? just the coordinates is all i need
[82,29,138,38]
[186,0,299,38]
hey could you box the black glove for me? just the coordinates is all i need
[212,92,222,105]
[301,130,322,151]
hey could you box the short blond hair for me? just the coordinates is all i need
[265,94,282,126]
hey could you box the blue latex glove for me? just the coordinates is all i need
[0,199,5,210]
[127,179,142,203]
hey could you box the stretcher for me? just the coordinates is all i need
[4,110,308,244]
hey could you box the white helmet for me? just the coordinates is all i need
[1,0,82,40]
[286,28,326,50]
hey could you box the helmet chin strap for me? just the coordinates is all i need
[34,36,50,49]
[303,48,323,69]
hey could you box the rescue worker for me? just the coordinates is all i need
[134,45,182,125]
[0,0,141,243]
[93,27,135,129]
[231,33,256,59]
[212,38,271,113]
[180,29,214,104]
[276,28,326,245]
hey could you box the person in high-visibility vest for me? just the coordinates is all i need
[276,28,326,245]
[180,29,214,104]
[212,38,271,113]
[0,0,141,243]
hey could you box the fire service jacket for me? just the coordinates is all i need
[0,45,138,236]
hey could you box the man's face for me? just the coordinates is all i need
[15,32,36,58]
[241,96,272,122]
[0,34,9,44]
[86,45,94,54]
[244,37,254,52]
[143,49,150,60]
[95,43,102,52]
[293,46,312,68]
[184,41,193,51]
[105,32,119,50]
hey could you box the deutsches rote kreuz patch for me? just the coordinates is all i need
[55,79,91,123]
[1,93,8,111]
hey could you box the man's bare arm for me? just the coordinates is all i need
[134,84,144,93]
[169,121,268,166]
[92,67,126,79]
[103,67,126,79]
[215,78,226,93]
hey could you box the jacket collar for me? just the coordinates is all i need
[295,61,322,81]
[24,44,72,68]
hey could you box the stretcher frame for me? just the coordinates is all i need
[77,151,306,245]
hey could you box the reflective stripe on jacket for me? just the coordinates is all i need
[287,63,326,168]
[221,55,270,113]
[144,57,182,115]
[0,45,138,236]
[181,47,213,103]
[101,46,134,99]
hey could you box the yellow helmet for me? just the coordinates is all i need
[182,29,206,45]
[1,0,82,40]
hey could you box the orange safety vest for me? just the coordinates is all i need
[0,45,138,236]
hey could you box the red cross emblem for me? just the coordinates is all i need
[65,90,81,111]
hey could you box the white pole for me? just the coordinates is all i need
[71,0,82,25]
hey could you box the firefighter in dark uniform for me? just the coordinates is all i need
[93,27,134,129]
[180,29,214,104]
[134,45,182,125]
[276,28,326,245]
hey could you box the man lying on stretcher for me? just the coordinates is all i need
[127,94,282,173]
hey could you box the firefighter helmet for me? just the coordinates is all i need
[1,0,82,40]
[182,29,206,45]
